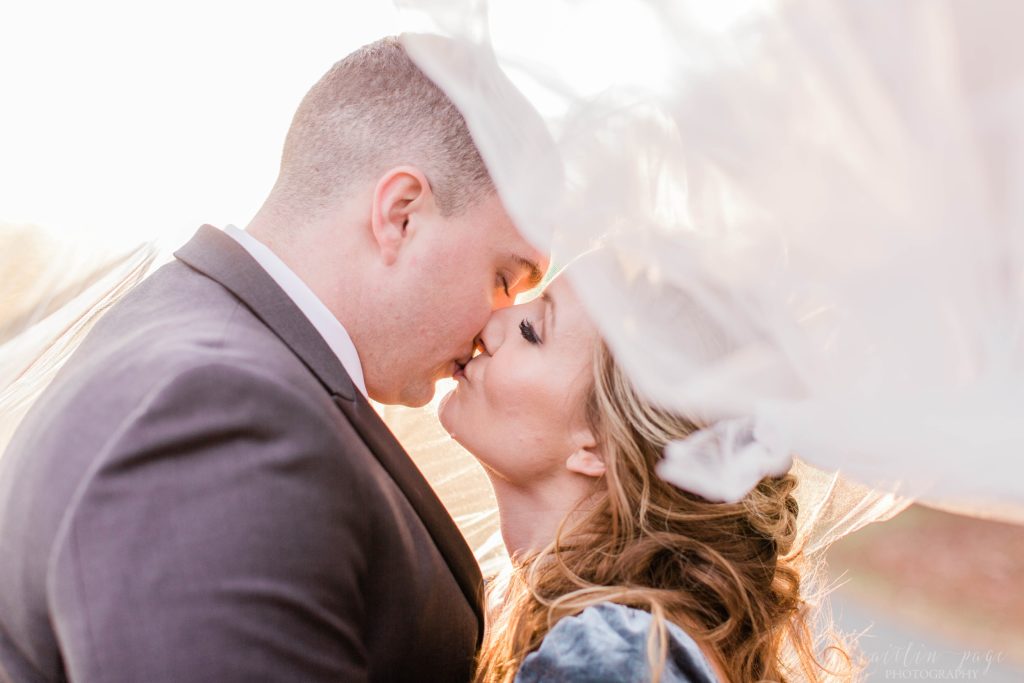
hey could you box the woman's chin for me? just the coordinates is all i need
[437,386,460,436]
[438,388,480,455]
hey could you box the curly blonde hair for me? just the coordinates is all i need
[474,341,857,682]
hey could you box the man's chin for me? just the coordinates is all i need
[400,395,433,409]
[398,381,437,409]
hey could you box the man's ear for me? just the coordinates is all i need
[370,166,434,266]
[565,427,606,478]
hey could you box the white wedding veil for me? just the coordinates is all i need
[395,0,1024,526]
[0,225,159,452]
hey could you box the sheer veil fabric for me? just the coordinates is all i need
[0,225,159,452]
[396,0,1024,526]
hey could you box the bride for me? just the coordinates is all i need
[438,263,849,682]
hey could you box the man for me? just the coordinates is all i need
[0,36,546,682]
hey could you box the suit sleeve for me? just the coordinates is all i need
[46,362,372,682]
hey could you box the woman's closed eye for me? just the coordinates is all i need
[519,319,543,345]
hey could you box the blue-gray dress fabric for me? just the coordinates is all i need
[515,602,720,683]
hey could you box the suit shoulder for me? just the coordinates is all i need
[82,358,376,516]
[134,358,340,439]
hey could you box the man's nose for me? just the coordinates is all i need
[477,305,513,356]
[491,297,515,312]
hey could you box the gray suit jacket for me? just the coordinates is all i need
[0,225,484,682]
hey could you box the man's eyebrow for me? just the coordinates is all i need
[542,290,555,336]
[512,255,544,288]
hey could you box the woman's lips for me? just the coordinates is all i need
[454,355,479,382]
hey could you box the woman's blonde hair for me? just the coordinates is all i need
[474,341,857,682]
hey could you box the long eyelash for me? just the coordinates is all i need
[520,319,542,345]
[501,276,510,297]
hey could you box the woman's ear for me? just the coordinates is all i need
[370,166,433,265]
[566,447,606,478]
[566,427,605,478]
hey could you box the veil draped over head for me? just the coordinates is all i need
[393,0,1024,528]
[2,0,1023,590]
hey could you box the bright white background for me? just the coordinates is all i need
[0,0,763,253]
[0,1,401,250]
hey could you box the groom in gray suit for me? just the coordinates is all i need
[0,37,546,682]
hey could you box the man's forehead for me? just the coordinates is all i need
[475,194,550,282]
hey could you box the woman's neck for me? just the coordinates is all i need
[487,474,592,559]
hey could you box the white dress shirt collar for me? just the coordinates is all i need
[224,224,367,398]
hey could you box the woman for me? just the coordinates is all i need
[440,268,853,682]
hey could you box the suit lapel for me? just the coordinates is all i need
[332,393,486,638]
[175,225,358,401]
[174,225,485,637]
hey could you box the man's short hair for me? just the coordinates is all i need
[275,36,494,217]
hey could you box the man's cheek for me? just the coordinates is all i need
[459,303,492,340]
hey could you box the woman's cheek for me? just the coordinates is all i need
[483,357,537,418]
